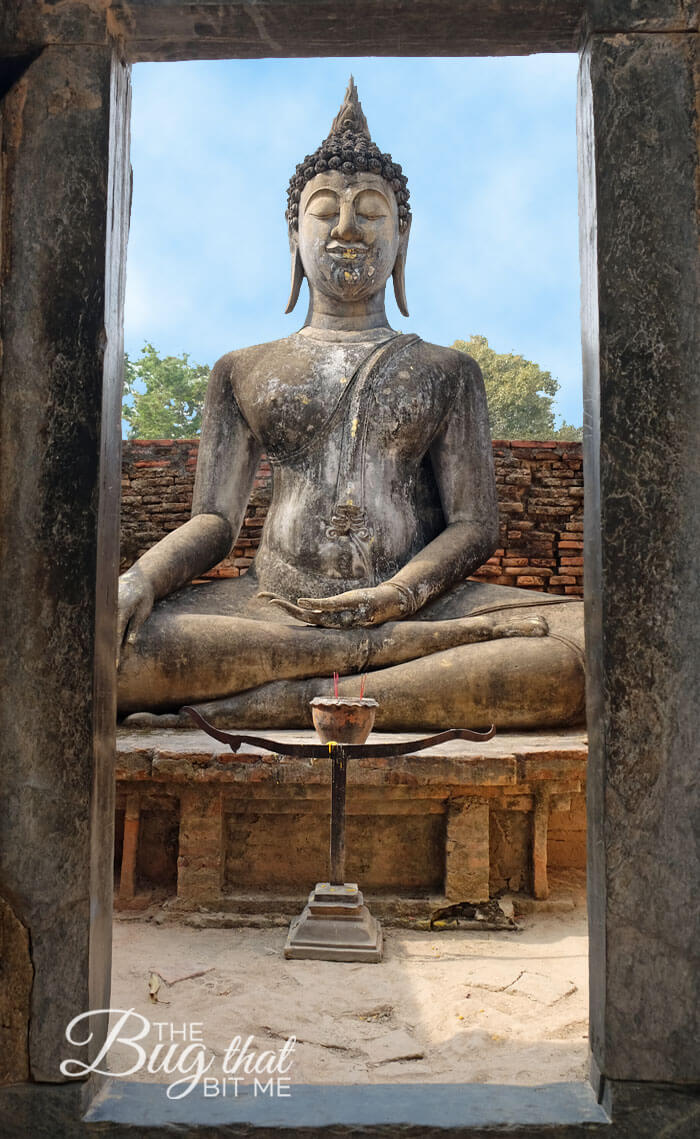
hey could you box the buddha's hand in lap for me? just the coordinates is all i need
[259,583,406,628]
[116,566,155,665]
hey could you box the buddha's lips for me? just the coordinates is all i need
[326,242,368,260]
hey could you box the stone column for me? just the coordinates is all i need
[531,787,550,900]
[445,798,490,903]
[118,793,141,902]
[578,28,699,1086]
[177,789,225,906]
[0,46,130,1081]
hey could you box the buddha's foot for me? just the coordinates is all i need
[493,615,549,638]
[121,710,192,729]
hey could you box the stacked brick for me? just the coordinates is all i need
[469,440,584,597]
[121,439,583,595]
[120,440,197,571]
[120,438,271,576]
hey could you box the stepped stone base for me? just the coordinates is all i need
[114,728,587,915]
[284,882,383,962]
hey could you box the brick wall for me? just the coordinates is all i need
[472,440,583,596]
[121,438,583,596]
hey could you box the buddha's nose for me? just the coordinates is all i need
[331,201,363,243]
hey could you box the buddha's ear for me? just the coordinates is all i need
[391,217,411,318]
[285,232,305,314]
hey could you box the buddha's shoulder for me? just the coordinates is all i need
[412,339,482,382]
[210,335,301,379]
[209,334,481,386]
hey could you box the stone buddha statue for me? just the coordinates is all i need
[117,80,585,731]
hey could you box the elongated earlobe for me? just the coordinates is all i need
[392,221,410,317]
[285,242,305,314]
[392,252,409,318]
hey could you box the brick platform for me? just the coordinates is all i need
[115,729,587,918]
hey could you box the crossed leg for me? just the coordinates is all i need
[178,631,585,732]
[117,608,549,716]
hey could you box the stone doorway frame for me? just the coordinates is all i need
[0,2,697,1135]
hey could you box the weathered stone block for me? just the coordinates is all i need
[177,789,224,903]
[0,44,130,1081]
[445,799,490,902]
[0,896,32,1086]
[579,29,699,1083]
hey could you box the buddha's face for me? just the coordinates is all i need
[297,171,401,303]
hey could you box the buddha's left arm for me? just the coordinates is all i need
[386,353,499,612]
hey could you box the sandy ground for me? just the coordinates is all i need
[109,875,588,1089]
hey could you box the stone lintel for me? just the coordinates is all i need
[585,1,697,35]
[2,2,586,61]
[5,2,699,69]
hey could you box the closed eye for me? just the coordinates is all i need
[354,189,390,220]
[306,189,339,218]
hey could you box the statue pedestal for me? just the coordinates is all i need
[114,728,588,914]
[284,882,382,962]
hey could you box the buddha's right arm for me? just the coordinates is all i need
[120,513,235,602]
[118,355,262,646]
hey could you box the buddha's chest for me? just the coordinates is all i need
[236,344,451,463]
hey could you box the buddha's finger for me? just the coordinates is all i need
[258,591,309,614]
[308,608,360,629]
[266,597,327,624]
[280,601,357,629]
[300,596,379,628]
[297,593,364,612]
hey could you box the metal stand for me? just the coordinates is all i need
[284,747,382,961]
[330,743,346,885]
[285,744,383,962]
[182,710,496,964]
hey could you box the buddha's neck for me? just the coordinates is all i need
[303,287,391,333]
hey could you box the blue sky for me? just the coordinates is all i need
[125,55,583,427]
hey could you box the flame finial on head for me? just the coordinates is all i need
[284,77,412,316]
[286,78,411,234]
[329,76,371,140]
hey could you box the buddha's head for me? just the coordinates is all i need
[285,79,411,317]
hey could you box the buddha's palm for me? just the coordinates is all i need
[260,583,405,629]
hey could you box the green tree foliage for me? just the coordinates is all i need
[123,343,210,438]
[453,334,582,441]
[551,420,583,442]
